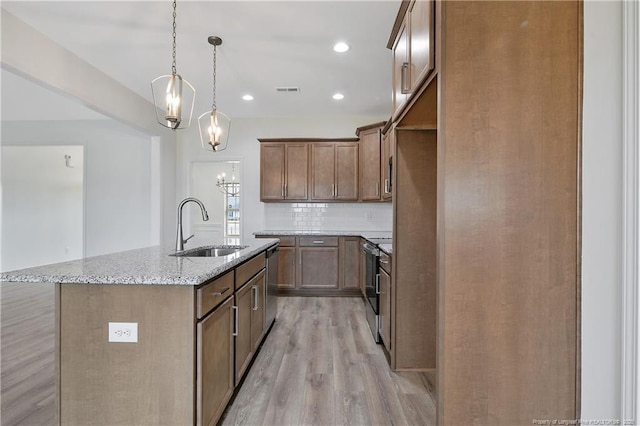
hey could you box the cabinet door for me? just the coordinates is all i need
[234,283,254,384]
[382,130,393,201]
[340,237,361,289]
[285,144,309,200]
[379,268,391,353]
[335,143,359,200]
[250,271,266,351]
[310,143,336,200]
[359,129,382,201]
[277,246,296,289]
[197,296,234,426]
[260,144,285,201]
[409,0,435,92]
[392,19,409,115]
[298,247,339,289]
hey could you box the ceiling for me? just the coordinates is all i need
[1,1,399,121]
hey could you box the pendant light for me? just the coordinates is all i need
[198,36,231,152]
[150,0,195,130]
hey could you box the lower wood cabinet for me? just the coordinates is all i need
[298,247,339,289]
[340,237,361,290]
[257,235,362,295]
[250,272,266,351]
[275,236,296,289]
[234,269,266,384]
[234,279,254,384]
[298,237,339,289]
[197,296,234,426]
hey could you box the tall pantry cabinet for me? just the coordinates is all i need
[387,1,582,425]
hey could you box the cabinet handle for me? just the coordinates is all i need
[281,184,284,198]
[211,286,230,297]
[252,285,259,311]
[332,184,336,197]
[376,182,380,197]
[375,273,380,295]
[232,306,238,336]
[384,178,390,194]
[401,62,410,94]
[380,259,389,264]
[313,240,325,244]
[285,184,288,198]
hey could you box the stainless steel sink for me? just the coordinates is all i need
[170,246,246,257]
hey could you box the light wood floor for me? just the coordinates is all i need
[1,282,56,426]
[220,297,436,426]
[0,287,436,426]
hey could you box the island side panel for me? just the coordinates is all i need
[59,284,195,425]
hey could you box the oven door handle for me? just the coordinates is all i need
[375,273,380,295]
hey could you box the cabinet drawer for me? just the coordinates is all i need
[197,271,234,319]
[298,236,338,247]
[235,252,266,289]
[379,251,392,275]
[277,236,296,247]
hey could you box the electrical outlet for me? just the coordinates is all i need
[108,322,138,343]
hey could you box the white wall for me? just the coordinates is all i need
[1,145,84,271]
[2,120,153,258]
[178,115,393,241]
[1,10,178,248]
[582,0,624,419]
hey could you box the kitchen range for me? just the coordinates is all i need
[362,237,392,344]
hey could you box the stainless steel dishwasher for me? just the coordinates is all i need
[265,244,279,327]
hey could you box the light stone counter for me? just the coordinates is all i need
[379,244,393,254]
[254,230,392,240]
[0,237,279,285]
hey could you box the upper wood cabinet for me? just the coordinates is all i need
[392,19,410,116]
[310,142,358,201]
[390,0,435,117]
[259,142,308,201]
[357,124,384,201]
[408,0,435,92]
[381,126,394,201]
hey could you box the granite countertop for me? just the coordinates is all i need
[0,237,279,285]
[255,230,393,240]
[379,244,393,254]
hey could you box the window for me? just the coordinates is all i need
[224,183,240,237]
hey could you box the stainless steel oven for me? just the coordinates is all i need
[363,241,381,343]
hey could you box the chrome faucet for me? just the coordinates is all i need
[176,197,209,251]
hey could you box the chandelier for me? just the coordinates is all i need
[150,0,195,130]
[216,173,240,196]
[198,36,231,152]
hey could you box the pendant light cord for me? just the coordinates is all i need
[212,44,217,110]
[171,0,177,75]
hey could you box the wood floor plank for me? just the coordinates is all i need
[1,282,56,426]
[334,391,372,426]
[299,372,335,425]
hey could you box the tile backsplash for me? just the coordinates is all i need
[264,203,392,231]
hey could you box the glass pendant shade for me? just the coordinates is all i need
[198,108,231,152]
[151,73,195,130]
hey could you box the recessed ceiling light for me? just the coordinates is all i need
[333,93,344,100]
[333,42,350,53]
[242,94,254,101]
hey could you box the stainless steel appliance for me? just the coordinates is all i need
[265,244,279,327]
[363,240,382,343]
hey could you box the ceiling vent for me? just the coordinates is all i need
[276,87,300,93]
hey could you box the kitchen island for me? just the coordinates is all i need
[0,237,278,426]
